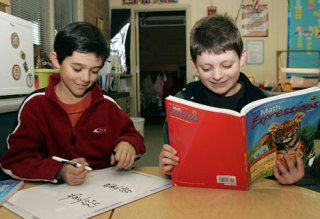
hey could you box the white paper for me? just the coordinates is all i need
[246,40,264,64]
[290,76,305,87]
[4,168,172,219]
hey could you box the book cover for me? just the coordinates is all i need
[166,96,249,190]
[243,87,320,183]
[0,179,23,205]
[165,86,320,190]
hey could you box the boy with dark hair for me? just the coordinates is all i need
[0,22,145,185]
[159,15,305,185]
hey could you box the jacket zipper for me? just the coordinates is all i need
[70,98,102,146]
[50,89,103,146]
[71,129,76,145]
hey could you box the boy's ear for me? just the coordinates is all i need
[191,59,199,73]
[240,49,247,67]
[50,52,61,69]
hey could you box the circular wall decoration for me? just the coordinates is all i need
[11,32,20,49]
[12,64,21,80]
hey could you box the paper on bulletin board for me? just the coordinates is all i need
[242,4,268,37]
[246,40,264,64]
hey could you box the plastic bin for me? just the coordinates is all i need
[131,117,145,137]
[34,69,60,89]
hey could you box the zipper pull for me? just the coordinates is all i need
[71,132,76,145]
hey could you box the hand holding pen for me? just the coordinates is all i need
[52,156,92,171]
[52,156,92,186]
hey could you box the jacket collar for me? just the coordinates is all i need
[45,73,103,103]
[183,72,266,107]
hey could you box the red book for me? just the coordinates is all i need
[165,86,320,190]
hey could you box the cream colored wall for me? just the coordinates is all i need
[83,0,109,39]
[177,0,289,84]
[110,0,287,84]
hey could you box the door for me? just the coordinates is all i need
[135,10,187,125]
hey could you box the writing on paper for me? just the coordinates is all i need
[58,182,133,209]
[103,183,132,193]
[59,193,101,208]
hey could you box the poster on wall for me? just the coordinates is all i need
[246,40,264,64]
[287,0,320,79]
[241,4,268,37]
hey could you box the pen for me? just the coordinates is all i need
[52,156,93,171]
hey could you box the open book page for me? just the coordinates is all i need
[243,87,320,183]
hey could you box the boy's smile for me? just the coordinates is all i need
[194,50,246,97]
[52,51,103,104]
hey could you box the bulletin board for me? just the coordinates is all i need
[287,0,320,78]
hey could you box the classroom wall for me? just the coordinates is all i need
[109,0,288,84]
[83,0,109,40]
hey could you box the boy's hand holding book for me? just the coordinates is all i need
[159,144,179,175]
[274,151,305,185]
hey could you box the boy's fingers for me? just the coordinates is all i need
[110,154,116,165]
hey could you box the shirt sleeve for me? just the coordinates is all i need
[163,90,189,144]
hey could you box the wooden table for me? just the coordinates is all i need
[113,167,320,219]
[1,167,320,219]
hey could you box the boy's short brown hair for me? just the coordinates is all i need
[190,15,243,62]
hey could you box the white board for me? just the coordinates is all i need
[3,168,172,219]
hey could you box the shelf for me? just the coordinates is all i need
[108,73,132,79]
[280,67,319,74]
[276,50,320,85]
[107,91,130,99]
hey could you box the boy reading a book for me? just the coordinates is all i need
[0,22,145,185]
[159,15,305,185]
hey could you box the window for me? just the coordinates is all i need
[55,0,78,32]
[11,0,53,54]
[11,0,41,46]
[10,0,80,55]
